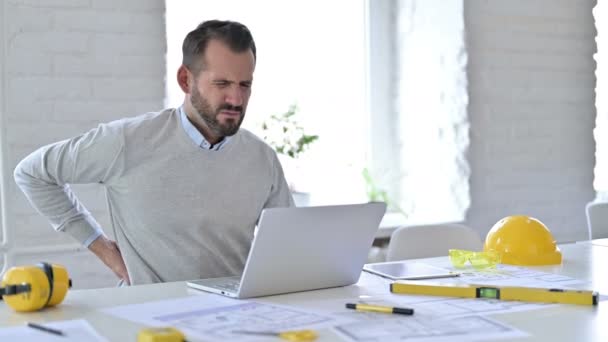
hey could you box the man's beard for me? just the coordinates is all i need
[191,86,244,137]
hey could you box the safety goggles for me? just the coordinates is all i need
[448,249,501,270]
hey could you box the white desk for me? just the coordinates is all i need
[1,242,607,341]
[591,238,608,247]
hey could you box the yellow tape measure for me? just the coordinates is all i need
[137,327,186,342]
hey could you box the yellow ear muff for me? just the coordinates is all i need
[43,263,71,307]
[0,263,72,312]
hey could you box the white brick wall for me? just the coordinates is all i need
[0,1,6,278]
[464,0,597,243]
[0,0,166,288]
[593,2,608,195]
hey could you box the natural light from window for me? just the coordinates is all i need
[166,0,370,206]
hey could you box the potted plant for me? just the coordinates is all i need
[260,104,318,206]
[362,167,407,218]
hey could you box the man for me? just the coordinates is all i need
[14,20,294,285]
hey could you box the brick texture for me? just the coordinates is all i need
[1,0,165,288]
[465,0,597,243]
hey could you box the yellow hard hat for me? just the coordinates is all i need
[483,215,562,266]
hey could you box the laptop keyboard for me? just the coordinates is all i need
[214,278,241,292]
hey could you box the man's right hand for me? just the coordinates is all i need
[88,236,130,285]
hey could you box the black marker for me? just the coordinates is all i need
[27,322,65,336]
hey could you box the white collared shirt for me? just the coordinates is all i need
[178,106,231,150]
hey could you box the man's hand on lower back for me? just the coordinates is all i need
[88,235,130,285]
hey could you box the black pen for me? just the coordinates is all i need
[27,322,65,336]
[346,303,414,315]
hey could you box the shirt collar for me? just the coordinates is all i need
[179,106,230,150]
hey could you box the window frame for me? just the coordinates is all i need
[366,0,402,210]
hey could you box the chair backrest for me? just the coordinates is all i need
[585,201,608,239]
[386,223,483,261]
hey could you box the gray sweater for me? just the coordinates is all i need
[14,108,294,284]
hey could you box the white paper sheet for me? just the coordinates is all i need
[305,264,597,341]
[333,314,527,342]
[416,262,591,289]
[0,319,107,342]
[298,294,530,341]
[317,293,550,320]
[103,295,346,341]
[452,264,592,288]
[351,264,598,320]
[102,265,594,342]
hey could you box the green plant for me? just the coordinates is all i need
[362,167,407,217]
[261,104,319,159]
[362,168,390,203]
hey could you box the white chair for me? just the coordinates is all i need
[386,223,483,261]
[585,201,608,239]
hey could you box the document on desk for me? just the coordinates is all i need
[298,295,529,341]
[347,264,599,320]
[454,264,591,289]
[103,295,346,341]
[333,314,527,342]
[0,319,107,341]
[320,264,599,341]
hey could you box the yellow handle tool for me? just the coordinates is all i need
[137,327,187,342]
[233,329,318,341]
[391,282,599,306]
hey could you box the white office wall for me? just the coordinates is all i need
[464,0,597,242]
[593,2,608,197]
[0,0,166,288]
[0,1,6,277]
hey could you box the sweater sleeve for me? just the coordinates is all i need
[13,121,125,246]
[263,152,295,209]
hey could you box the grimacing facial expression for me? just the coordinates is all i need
[189,40,254,138]
[190,84,244,137]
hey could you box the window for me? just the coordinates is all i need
[166,1,371,205]
[165,1,468,224]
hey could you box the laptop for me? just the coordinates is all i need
[187,202,386,298]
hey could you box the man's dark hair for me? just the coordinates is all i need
[182,20,256,73]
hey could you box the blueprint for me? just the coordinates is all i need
[453,264,591,288]
[103,295,346,341]
[312,264,598,341]
[333,314,525,342]
[104,293,528,342]
[103,265,594,341]
[0,320,107,342]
